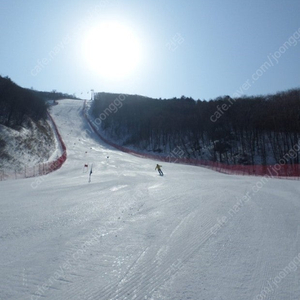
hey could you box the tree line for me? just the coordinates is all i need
[29,89,78,101]
[0,76,48,127]
[91,89,300,165]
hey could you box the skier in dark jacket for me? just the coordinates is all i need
[155,164,163,176]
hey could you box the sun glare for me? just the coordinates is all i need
[83,21,142,79]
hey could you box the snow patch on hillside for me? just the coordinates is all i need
[0,117,56,173]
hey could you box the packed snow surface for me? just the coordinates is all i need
[1,99,300,300]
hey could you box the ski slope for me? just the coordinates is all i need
[1,99,300,300]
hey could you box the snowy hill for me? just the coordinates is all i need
[1,99,300,300]
[0,117,56,174]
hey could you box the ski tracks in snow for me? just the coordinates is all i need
[4,100,300,300]
[40,197,217,300]
[80,203,219,299]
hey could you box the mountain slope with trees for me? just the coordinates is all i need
[90,89,300,166]
[0,76,48,127]
[0,76,55,172]
[29,89,78,102]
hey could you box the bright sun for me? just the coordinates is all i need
[83,21,142,79]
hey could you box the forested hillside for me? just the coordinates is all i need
[29,89,78,102]
[0,76,55,172]
[0,76,47,127]
[91,89,300,165]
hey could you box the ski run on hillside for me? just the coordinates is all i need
[1,99,300,300]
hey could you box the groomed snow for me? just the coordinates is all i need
[1,99,300,300]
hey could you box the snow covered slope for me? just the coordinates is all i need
[1,99,300,300]
[0,117,56,173]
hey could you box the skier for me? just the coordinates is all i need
[89,164,93,182]
[155,164,163,176]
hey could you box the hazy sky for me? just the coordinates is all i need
[1,0,300,100]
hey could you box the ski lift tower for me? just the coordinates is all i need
[91,89,94,101]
